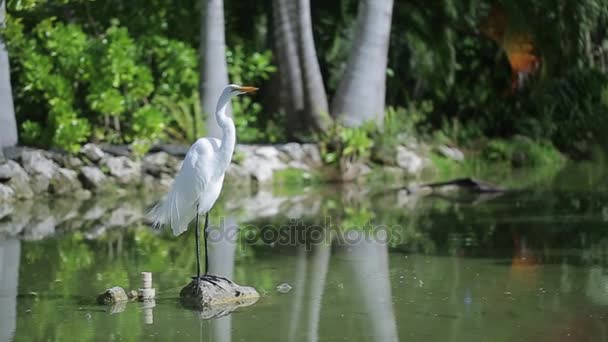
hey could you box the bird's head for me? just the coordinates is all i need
[227,84,258,96]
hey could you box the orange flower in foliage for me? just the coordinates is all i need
[480,4,540,91]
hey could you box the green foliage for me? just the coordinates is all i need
[141,35,199,98]
[129,105,166,156]
[532,69,608,155]
[385,0,608,157]
[272,168,320,187]
[481,137,565,167]
[155,92,204,143]
[4,0,608,159]
[227,46,279,142]
[319,123,374,165]
[20,120,43,146]
[372,103,433,163]
[51,111,91,152]
[2,11,203,153]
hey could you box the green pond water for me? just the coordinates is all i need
[2,162,608,341]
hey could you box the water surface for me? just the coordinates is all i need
[2,163,608,341]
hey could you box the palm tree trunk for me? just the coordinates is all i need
[331,0,394,128]
[200,0,231,139]
[296,0,330,133]
[272,0,305,138]
[0,0,18,147]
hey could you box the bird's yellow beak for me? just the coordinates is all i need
[238,86,258,93]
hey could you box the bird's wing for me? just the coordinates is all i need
[148,139,212,236]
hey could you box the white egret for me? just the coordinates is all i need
[148,84,258,282]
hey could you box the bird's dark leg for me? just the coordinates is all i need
[204,212,210,275]
[194,203,201,285]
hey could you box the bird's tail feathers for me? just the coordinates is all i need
[147,202,167,231]
[147,185,196,236]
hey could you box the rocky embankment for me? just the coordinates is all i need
[0,141,462,203]
[0,143,317,202]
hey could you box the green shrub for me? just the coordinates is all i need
[481,137,564,167]
[2,13,194,153]
[20,120,43,146]
[155,92,204,143]
[319,123,374,165]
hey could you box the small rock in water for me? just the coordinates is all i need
[276,283,293,293]
[179,275,260,314]
[97,286,129,305]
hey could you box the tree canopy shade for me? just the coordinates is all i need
[0,0,17,147]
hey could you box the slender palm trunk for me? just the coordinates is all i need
[200,0,231,138]
[272,0,305,137]
[331,0,394,128]
[0,0,17,147]
[296,0,330,132]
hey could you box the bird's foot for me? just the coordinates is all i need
[192,275,202,288]
[191,274,232,285]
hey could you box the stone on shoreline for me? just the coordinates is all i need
[50,168,82,195]
[396,146,426,175]
[238,145,288,183]
[301,144,322,167]
[225,163,252,185]
[0,184,15,202]
[0,142,438,203]
[21,150,59,194]
[142,152,174,177]
[80,166,110,190]
[0,161,33,199]
[81,143,105,163]
[104,156,141,184]
[437,145,465,162]
[0,162,12,181]
[254,145,280,159]
[279,143,305,162]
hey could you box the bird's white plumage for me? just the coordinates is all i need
[148,85,246,236]
[148,138,223,236]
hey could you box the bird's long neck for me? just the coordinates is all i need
[215,95,236,170]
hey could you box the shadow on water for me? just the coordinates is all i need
[2,162,608,341]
